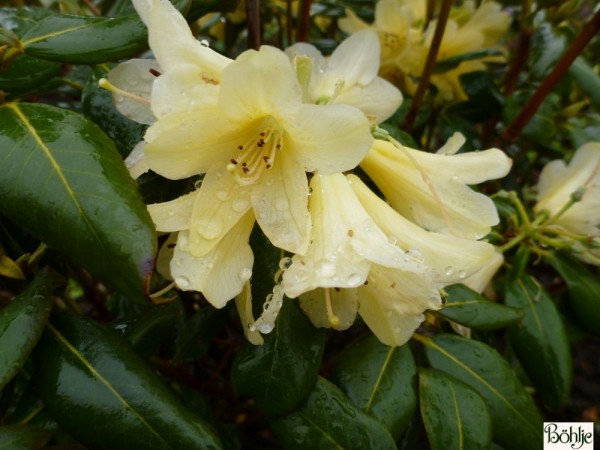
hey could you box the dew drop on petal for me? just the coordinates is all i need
[200,39,210,47]
[258,322,274,333]
[167,209,175,216]
[175,276,190,288]
[239,267,252,281]
[445,266,455,276]
[275,198,289,211]
[216,190,229,201]
[387,235,398,245]
[231,198,249,212]
[458,270,466,279]
[317,259,336,278]
[196,219,222,240]
[347,273,363,287]
[279,257,293,270]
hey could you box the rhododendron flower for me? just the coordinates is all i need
[360,134,512,239]
[285,29,403,123]
[282,174,494,346]
[535,143,600,263]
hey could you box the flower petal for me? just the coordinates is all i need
[144,106,236,179]
[287,103,372,174]
[335,77,402,124]
[235,282,264,345]
[124,141,150,179]
[147,190,199,232]
[326,29,380,86]
[107,59,157,124]
[461,248,504,294]
[188,167,252,257]
[361,139,510,239]
[170,211,255,308]
[251,153,311,254]
[299,288,359,330]
[219,46,302,121]
[349,174,495,285]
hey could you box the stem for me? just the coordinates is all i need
[402,0,453,130]
[503,0,532,96]
[246,0,262,50]
[296,0,312,43]
[286,0,293,46]
[501,6,600,143]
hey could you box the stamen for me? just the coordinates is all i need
[324,288,340,327]
[98,78,151,105]
[149,68,162,77]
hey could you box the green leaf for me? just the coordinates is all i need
[20,13,148,64]
[548,253,600,336]
[422,334,543,450]
[0,8,59,36]
[0,270,55,390]
[34,311,222,450]
[231,300,325,417]
[82,66,147,158]
[0,55,61,97]
[419,369,492,450]
[123,302,181,358]
[0,103,156,301]
[331,334,417,440]
[270,377,397,449]
[173,306,227,362]
[439,284,525,330]
[0,424,51,450]
[569,57,600,111]
[530,23,567,80]
[505,273,572,410]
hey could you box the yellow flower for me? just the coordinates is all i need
[285,30,403,123]
[282,173,494,346]
[535,143,600,263]
[360,134,512,239]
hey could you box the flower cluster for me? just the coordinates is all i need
[107,0,511,346]
[340,0,509,102]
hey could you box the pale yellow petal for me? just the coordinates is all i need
[299,288,359,330]
[147,190,199,232]
[251,153,311,254]
[326,30,380,87]
[124,141,150,179]
[107,59,157,124]
[188,168,252,257]
[235,282,264,345]
[335,77,402,124]
[219,46,301,122]
[287,104,372,174]
[461,248,504,294]
[171,211,255,308]
[156,232,177,279]
[338,8,371,35]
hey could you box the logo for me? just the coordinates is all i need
[543,422,594,450]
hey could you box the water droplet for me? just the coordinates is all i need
[194,180,203,189]
[308,187,313,196]
[347,273,363,287]
[407,248,424,262]
[239,267,252,281]
[167,210,175,216]
[195,219,222,240]
[458,270,466,279]
[115,95,124,103]
[216,190,229,201]
[445,266,455,276]
[175,276,190,288]
[279,257,293,270]
[387,235,397,245]
[200,39,210,47]
[231,198,249,212]
[258,322,274,333]
[317,259,336,278]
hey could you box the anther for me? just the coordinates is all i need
[149,68,162,77]
[230,159,238,165]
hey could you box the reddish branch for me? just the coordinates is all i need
[246,0,262,50]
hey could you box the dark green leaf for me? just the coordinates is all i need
[124,302,181,358]
[548,253,600,336]
[0,103,156,301]
[505,273,572,410]
[82,66,147,158]
[331,334,417,440]
[0,55,61,96]
[378,123,417,148]
[419,369,492,450]
[530,23,567,80]
[0,8,59,35]
[270,377,396,449]
[0,270,54,390]
[173,306,227,362]
[0,424,51,450]
[34,311,222,450]
[187,0,239,21]
[231,300,325,417]
[439,284,524,330]
[422,334,543,450]
[569,57,600,111]
[21,13,148,64]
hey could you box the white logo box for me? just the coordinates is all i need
[543,422,594,450]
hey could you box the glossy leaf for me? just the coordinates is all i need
[0,103,156,301]
[419,369,492,450]
[124,302,181,358]
[331,334,417,440]
[82,66,147,158]
[422,334,543,450]
[529,23,566,80]
[439,284,524,330]
[570,57,600,110]
[548,253,600,336]
[0,7,59,35]
[173,306,227,362]
[0,270,54,390]
[0,424,51,450]
[0,55,61,96]
[270,377,397,449]
[231,300,325,417]
[505,273,572,410]
[34,311,222,450]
